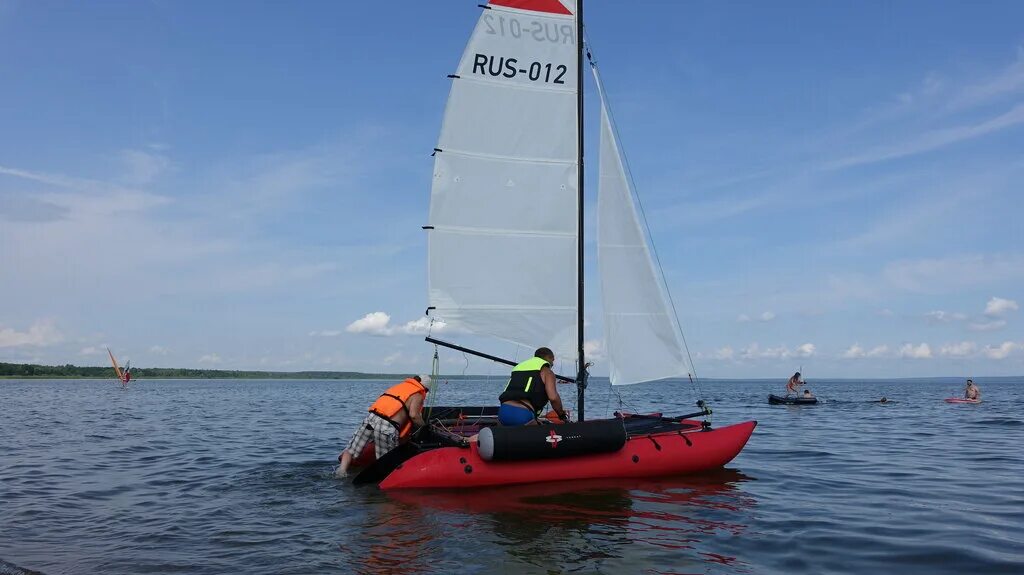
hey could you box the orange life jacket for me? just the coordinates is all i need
[368,378,428,438]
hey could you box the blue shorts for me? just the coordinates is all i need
[498,403,536,426]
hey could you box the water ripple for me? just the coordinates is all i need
[1,378,1022,574]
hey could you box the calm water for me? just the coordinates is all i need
[1,377,1022,574]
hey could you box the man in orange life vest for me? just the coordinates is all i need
[336,375,432,478]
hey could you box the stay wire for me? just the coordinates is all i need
[423,321,443,423]
[586,38,706,407]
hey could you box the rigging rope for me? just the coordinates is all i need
[423,319,444,424]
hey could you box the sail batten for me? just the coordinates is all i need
[437,149,577,166]
[453,75,576,94]
[430,225,574,236]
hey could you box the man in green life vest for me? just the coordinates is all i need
[498,347,569,425]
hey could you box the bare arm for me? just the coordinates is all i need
[543,367,566,417]
[407,393,426,427]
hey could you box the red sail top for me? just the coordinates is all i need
[489,0,572,15]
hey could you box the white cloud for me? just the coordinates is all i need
[948,48,1024,111]
[939,341,977,358]
[583,339,606,363]
[198,354,222,364]
[0,319,63,348]
[345,312,447,336]
[794,343,815,357]
[883,254,1024,294]
[740,343,803,360]
[382,352,403,366]
[844,344,888,359]
[309,330,343,337]
[984,296,1018,317]
[118,149,172,186]
[713,346,735,360]
[983,341,1020,360]
[737,312,775,323]
[149,345,169,355]
[400,316,446,336]
[745,339,798,358]
[925,310,967,323]
[825,102,1024,170]
[842,344,865,359]
[968,319,1007,332]
[346,312,394,336]
[78,345,107,356]
[867,345,890,358]
[878,309,895,317]
[899,343,932,359]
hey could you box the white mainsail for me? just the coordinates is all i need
[595,77,691,386]
[428,0,580,360]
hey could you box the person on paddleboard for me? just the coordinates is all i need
[786,372,804,396]
[336,374,432,477]
[965,379,981,400]
[498,347,569,425]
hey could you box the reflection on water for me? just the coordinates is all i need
[347,470,757,575]
[339,498,437,575]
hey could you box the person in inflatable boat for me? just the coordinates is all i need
[498,347,569,426]
[786,372,804,396]
[336,374,432,477]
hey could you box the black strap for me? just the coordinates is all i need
[512,399,538,415]
[368,411,402,431]
[378,392,412,420]
[371,387,425,431]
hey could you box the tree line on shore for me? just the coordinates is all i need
[0,361,408,380]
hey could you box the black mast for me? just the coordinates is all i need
[575,0,587,421]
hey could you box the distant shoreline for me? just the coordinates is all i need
[0,375,401,380]
[2,360,1021,382]
[0,361,410,380]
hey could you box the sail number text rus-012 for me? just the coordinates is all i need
[472,54,568,84]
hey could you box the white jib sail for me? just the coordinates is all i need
[596,80,691,385]
[428,1,579,360]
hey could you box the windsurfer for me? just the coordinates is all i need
[336,375,432,478]
[785,372,804,396]
[964,379,981,400]
[498,347,568,426]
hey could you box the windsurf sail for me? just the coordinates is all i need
[107,348,126,383]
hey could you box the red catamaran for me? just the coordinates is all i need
[351,0,756,489]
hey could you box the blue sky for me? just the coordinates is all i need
[1,1,1022,378]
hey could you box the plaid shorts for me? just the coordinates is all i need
[346,413,400,459]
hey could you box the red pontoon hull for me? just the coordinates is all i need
[379,419,757,490]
